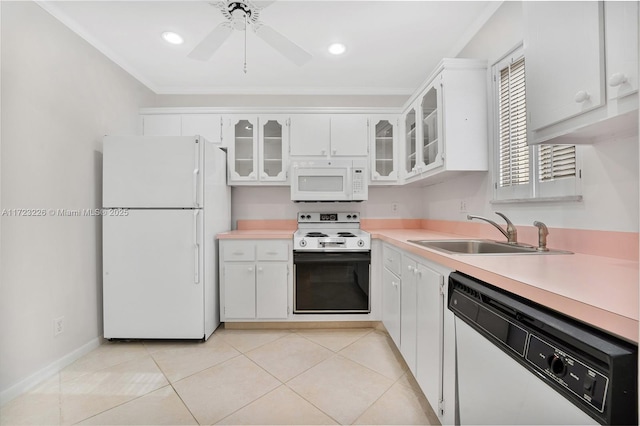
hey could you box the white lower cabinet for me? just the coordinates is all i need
[381,243,454,424]
[220,240,290,321]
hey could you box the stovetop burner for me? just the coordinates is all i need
[337,232,357,237]
[305,232,329,238]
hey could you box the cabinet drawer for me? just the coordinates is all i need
[383,244,402,276]
[223,242,256,261]
[256,241,289,261]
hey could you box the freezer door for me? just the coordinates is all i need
[103,209,204,339]
[103,136,203,208]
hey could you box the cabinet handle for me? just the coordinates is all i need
[386,257,393,263]
[609,73,628,87]
[332,149,337,155]
[258,267,263,272]
[392,281,399,288]
[407,265,414,272]
[574,90,591,103]
[248,266,254,272]
[321,149,326,155]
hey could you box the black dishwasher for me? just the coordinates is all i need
[448,271,637,425]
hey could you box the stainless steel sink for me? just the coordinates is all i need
[408,239,572,255]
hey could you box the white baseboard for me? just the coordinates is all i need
[0,336,103,406]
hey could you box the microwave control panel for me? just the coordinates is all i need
[352,168,366,196]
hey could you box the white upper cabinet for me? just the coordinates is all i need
[370,115,399,183]
[226,115,289,185]
[605,1,638,101]
[524,1,605,131]
[289,114,369,157]
[401,59,488,184]
[181,114,224,144]
[329,115,369,156]
[289,115,331,156]
[523,1,638,144]
[141,114,181,136]
[141,114,224,145]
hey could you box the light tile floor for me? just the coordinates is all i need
[0,327,440,425]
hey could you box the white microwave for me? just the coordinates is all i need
[290,160,368,202]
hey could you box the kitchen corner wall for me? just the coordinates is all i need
[0,1,155,401]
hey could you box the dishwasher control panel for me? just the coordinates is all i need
[526,335,608,413]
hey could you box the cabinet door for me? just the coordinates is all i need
[228,116,258,182]
[416,263,444,416]
[403,106,420,178]
[330,115,368,156]
[382,268,401,348]
[605,1,638,101]
[256,262,288,319]
[400,259,418,374]
[259,116,288,182]
[223,263,256,319]
[182,114,223,145]
[289,115,330,156]
[523,1,605,130]
[142,114,182,136]
[420,83,444,171]
[370,116,398,182]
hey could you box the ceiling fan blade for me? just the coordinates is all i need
[254,24,312,66]
[252,1,277,10]
[188,23,233,61]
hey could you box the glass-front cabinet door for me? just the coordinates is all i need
[228,116,258,182]
[404,106,421,178]
[420,83,444,171]
[370,116,398,183]
[258,116,288,182]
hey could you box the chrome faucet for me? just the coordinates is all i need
[533,221,549,252]
[467,212,518,244]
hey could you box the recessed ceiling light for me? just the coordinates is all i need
[328,43,346,55]
[162,31,184,45]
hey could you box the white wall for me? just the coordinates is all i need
[231,185,423,228]
[422,1,639,233]
[0,1,155,400]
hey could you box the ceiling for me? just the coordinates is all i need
[39,1,500,96]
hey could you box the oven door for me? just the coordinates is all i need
[293,251,370,314]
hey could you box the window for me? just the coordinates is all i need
[493,46,581,201]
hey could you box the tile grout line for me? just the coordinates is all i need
[148,355,201,425]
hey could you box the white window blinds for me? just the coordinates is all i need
[538,144,577,181]
[498,57,529,188]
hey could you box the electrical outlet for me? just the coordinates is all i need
[392,203,398,212]
[54,316,64,336]
[459,200,468,213]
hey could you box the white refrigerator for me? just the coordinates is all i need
[102,135,230,340]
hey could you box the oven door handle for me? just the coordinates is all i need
[293,251,371,262]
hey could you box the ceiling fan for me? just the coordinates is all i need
[188,0,312,70]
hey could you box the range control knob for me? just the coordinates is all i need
[347,215,352,219]
[357,239,365,247]
[549,355,567,377]
[353,214,358,219]
[306,215,311,219]
[299,239,307,247]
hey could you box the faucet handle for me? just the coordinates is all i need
[533,221,549,251]
[495,212,518,244]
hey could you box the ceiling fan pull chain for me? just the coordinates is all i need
[243,12,248,73]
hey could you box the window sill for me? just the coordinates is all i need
[491,195,583,204]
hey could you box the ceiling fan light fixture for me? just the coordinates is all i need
[161,31,184,45]
[328,43,346,55]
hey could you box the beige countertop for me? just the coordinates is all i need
[216,227,638,343]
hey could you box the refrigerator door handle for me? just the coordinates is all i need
[193,210,200,284]
[193,139,201,207]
